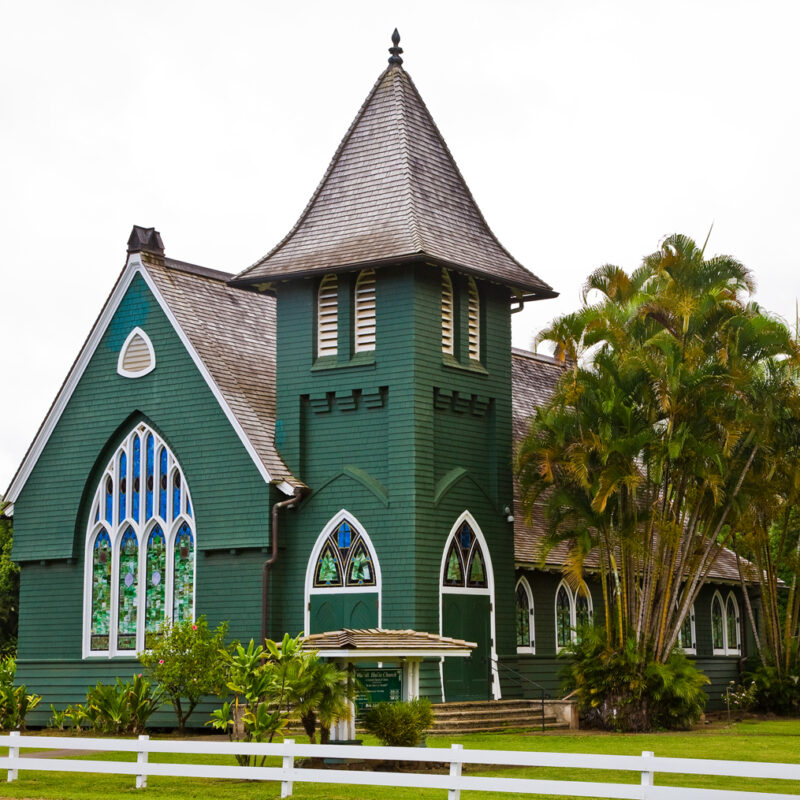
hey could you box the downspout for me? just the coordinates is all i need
[262,486,308,643]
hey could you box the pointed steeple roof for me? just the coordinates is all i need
[233,34,555,299]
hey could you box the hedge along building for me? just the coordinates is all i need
[4,33,752,722]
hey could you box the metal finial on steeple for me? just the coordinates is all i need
[388,28,403,65]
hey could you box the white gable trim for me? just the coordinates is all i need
[6,254,284,504]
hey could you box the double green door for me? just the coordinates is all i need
[442,593,491,701]
[309,592,379,633]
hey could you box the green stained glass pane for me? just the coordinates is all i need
[712,597,724,650]
[347,542,373,585]
[680,611,693,648]
[576,593,591,632]
[91,529,111,650]
[726,597,738,650]
[556,586,571,648]
[515,584,530,648]
[117,528,138,650]
[145,526,166,647]
[445,545,463,585]
[316,547,340,586]
[467,549,486,587]
[173,524,195,624]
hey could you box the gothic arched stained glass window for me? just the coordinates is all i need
[313,520,376,588]
[441,522,488,589]
[84,423,196,656]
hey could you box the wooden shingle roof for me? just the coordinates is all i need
[301,628,475,657]
[233,61,555,298]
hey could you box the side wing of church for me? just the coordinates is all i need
[4,34,752,723]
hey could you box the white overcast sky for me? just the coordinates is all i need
[2,0,799,491]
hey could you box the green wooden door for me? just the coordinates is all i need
[309,592,379,634]
[441,593,491,701]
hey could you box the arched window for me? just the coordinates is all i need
[317,274,339,358]
[467,276,480,360]
[441,269,454,356]
[441,521,488,588]
[555,580,593,651]
[83,423,196,656]
[515,577,535,653]
[354,269,376,353]
[679,604,696,654]
[712,591,740,655]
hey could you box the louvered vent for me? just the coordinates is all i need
[354,269,376,353]
[317,274,339,358]
[117,328,155,378]
[441,269,454,355]
[468,277,480,360]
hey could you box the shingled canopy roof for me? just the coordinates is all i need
[301,628,475,659]
[233,42,555,299]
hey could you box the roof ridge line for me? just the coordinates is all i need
[237,66,397,280]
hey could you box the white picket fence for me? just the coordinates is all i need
[1,732,800,799]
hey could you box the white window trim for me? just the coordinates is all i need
[679,604,697,655]
[303,509,382,636]
[438,510,500,701]
[317,274,339,358]
[555,579,593,653]
[711,589,742,656]
[515,576,535,654]
[116,326,156,378]
[82,423,196,659]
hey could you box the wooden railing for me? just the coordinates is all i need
[1,733,800,798]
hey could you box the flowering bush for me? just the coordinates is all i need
[724,680,757,712]
[139,616,228,732]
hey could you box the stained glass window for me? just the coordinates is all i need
[85,423,196,654]
[173,523,194,624]
[441,522,487,589]
[90,529,112,651]
[515,581,532,649]
[556,584,572,649]
[726,595,739,652]
[145,526,166,648]
[117,527,138,651]
[680,606,695,650]
[712,594,724,651]
[313,520,376,589]
[146,434,154,521]
[132,436,141,523]
[118,452,127,523]
[159,447,167,520]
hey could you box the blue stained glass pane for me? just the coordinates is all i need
[132,436,141,522]
[459,523,472,550]
[186,495,192,518]
[105,475,113,523]
[118,452,127,523]
[337,521,352,549]
[146,434,154,521]
[172,472,181,520]
[159,447,167,519]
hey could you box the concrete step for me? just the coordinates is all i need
[431,720,571,735]
[429,699,564,734]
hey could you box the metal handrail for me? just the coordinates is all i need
[484,656,549,732]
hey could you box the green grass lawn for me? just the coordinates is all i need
[0,719,798,799]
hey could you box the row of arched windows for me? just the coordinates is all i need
[315,269,482,362]
[84,424,195,656]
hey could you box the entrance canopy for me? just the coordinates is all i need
[301,628,476,660]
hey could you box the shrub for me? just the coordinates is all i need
[0,655,40,730]
[139,616,228,732]
[84,675,162,734]
[362,699,433,747]
[724,680,757,712]
[563,628,708,731]
[745,664,800,714]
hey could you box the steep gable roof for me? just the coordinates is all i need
[233,60,555,298]
[4,253,302,507]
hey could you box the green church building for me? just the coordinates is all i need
[4,33,750,725]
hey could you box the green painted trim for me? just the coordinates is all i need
[314,465,390,507]
[441,354,489,375]
[311,353,376,372]
[434,467,496,509]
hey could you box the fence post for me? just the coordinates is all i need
[281,738,294,799]
[640,750,654,799]
[448,743,463,800]
[136,734,149,789]
[7,731,19,783]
